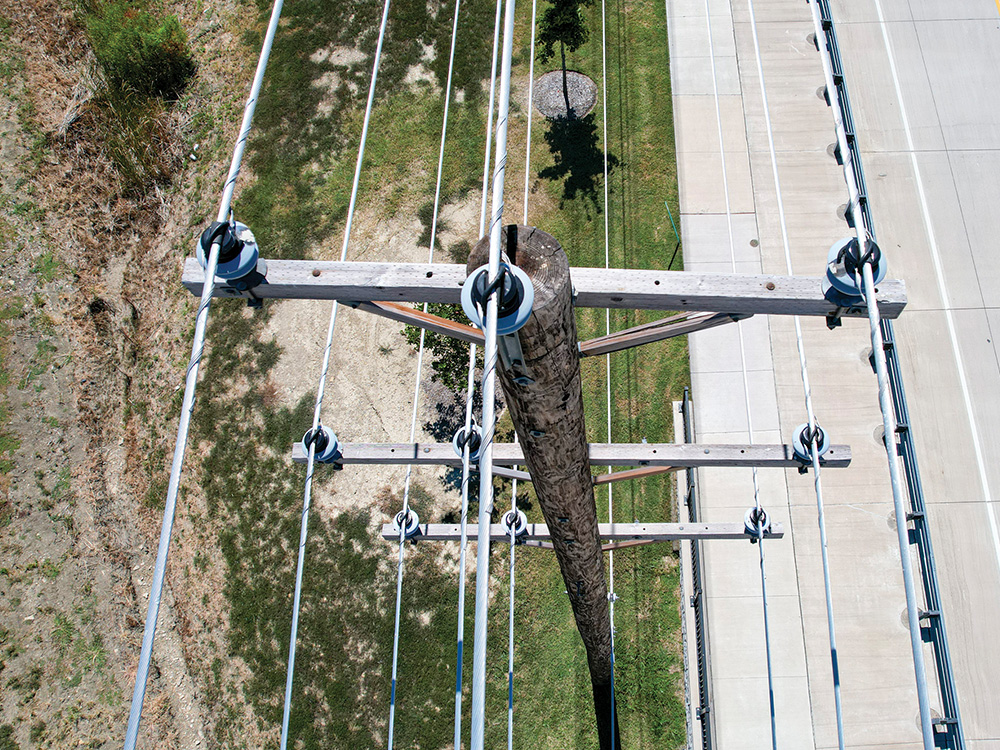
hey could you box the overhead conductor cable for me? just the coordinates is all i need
[386,0,468,742]
[122,1,285,747]
[455,2,504,742]
[279,0,394,747]
[470,0,519,742]
[708,0,778,745]
[809,0,935,745]
[599,0,618,742]
[739,0,849,746]
[503,7,540,742]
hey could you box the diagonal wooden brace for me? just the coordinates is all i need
[579,311,750,357]
[349,300,484,344]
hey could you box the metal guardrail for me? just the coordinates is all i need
[816,2,965,746]
[681,388,713,750]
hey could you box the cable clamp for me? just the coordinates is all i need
[744,506,771,543]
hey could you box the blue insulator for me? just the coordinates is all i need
[197,220,268,292]
[393,509,421,539]
[461,263,534,336]
[452,424,483,461]
[823,236,885,300]
[792,422,829,463]
[502,508,528,538]
[302,425,342,465]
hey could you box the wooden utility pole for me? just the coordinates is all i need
[468,225,621,750]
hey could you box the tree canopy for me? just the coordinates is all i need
[536,0,594,64]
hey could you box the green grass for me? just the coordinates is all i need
[0,299,24,516]
[189,2,507,741]
[476,0,688,746]
[187,0,687,746]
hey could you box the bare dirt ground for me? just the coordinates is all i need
[0,0,248,746]
[0,2,486,747]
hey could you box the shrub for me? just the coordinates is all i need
[85,1,195,98]
[85,84,176,191]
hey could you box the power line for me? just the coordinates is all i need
[469,0,519,741]
[453,344,478,749]
[522,0,538,226]
[729,0,848,744]
[599,0,618,743]
[122,1,286,746]
[456,1,505,740]
[387,0,467,738]
[702,0,775,744]
[844,1,934,744]
[280,0,394,746]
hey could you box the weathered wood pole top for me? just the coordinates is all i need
[469,225,621,750]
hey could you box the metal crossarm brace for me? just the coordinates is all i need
[291,441,852,467]
[579,311,750,357]
[380,521,784,543]
[182,259,906,318]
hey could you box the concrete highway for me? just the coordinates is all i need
[669,0,1000,747]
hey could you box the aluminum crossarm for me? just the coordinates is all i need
[380,521,784,542]
[291,441,851,467]
[182,259,906,318]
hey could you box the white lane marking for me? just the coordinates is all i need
[870,0,1000,578]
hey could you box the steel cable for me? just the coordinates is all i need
[279,0,395,746]
[454,2,505,740]
[704,0,775,744]
[122,1,286,746]
[733,0,851,744]
[599,0,619,743]
[470,0,519,743]
[837,1,934,743]
[386,0,468,741]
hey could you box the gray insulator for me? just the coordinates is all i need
[453,424,484,461]
[744,507,771,539]
[502,508,528,538]
[822,236,886,301]
[393,509,421,539]
[197,221,267,291]
[461,263,534,336]
[792,422,830,463]
[302,425,341,464]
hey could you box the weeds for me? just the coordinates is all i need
[0,724,19,750]
[73,0,193,191]
[82,0,195,98]
[32,251,61,283]
[7,665,43,703]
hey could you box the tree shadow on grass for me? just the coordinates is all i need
[539,112,618,212]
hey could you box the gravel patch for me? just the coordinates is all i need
[533,69,598,119]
